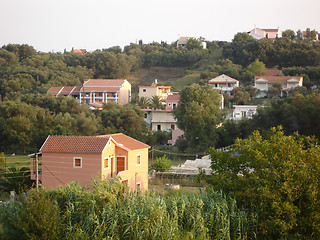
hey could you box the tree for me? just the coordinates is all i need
[208,126,320,238]
[246,59,266,76]
[151,95,162,109]
[138,97,150,108]
[173,84,223,151]
[282,29,296,41]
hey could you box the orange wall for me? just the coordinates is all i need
[42,152,101,189]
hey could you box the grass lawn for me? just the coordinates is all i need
[2,155,30,171]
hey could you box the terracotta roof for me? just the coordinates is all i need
[83,79,127,87]
[255,76,302,84]
[80,87,120,92]
[177,37,191,44]
[261,70,282,76]
[59,86,76,96]
[88,102,103,108]
[166,94,180,101]
[73,49,85,55]
[262,29,279,32]
[70,86,82,95]
[47,87,63,95]
[100,133,150,151]
[302,31,319,37]
[40,136,110,153]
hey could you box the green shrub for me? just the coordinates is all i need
[150,155,172,172]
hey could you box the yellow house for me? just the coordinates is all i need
[138,82,172,101]
[47,79,131,106]
[31,133,149,191]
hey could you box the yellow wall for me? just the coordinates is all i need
[139,86,158,100]
[101,139,116,179]
[118,148,149,191]
[118,80,131,105]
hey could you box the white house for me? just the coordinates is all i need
[208,74,239,97]
[254,76,303,98]
[231,105,258,121]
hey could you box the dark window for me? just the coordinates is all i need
[157,125,161,130]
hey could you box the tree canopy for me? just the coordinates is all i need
[173,84,223,151]
[208,127,320,239]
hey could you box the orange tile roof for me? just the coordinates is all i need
[83,79,127,87]
[40,136,110,153]
[100,133,150,151]
[70,86,82,95]
[47,87,63,95]
[262,29,279,32]
[166,94,180,101]
[88,102,103,108]
[81,87,120,92]
[59,86,76,96]
[255,76,302,84]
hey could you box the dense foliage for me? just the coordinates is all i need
[173,84,224,151]
[0,180,253,239]
[208,127,320,239]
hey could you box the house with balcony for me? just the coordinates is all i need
[30,133,149,191]
[142,94,180,132]
[254,76,303,98]
[208,74,239,97]
[47,79,131,106]
[138,81,172,102]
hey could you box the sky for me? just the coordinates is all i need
[1,0,319,53]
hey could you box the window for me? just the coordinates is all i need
[168,103,171,106]
[98,93,103,97]
[136,182,141,191]
[172,103,177,109]
[144,113,147,118]
[157,125,161,131]
[215,84,218,88]
[73,157,82,168]
[136,154,141,165]
[241,111,247,118]
[171,124,175,130]
[104,157,109,169]
[143,88,147,92]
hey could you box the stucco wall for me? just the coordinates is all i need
[42,152,101,189]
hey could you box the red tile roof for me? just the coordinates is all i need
[255,76,302,84]
[59,86,77,96]
[40,136,110,153]
[100,133,150,151]
[166,94,180,101]
[70,86,82,95]
[47,87,63,95]
[262,29,279,32]
[83,79,127,87]
[81,87,120,92]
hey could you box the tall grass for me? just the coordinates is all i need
[0,179,255,239]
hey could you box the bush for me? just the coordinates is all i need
[150,155,172,172]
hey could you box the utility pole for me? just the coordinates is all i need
[35,154,39,191]
[152,148,154,164]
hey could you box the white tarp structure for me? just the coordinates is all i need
[166,155,212,175]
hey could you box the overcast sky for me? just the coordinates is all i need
[1,0,319,52]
